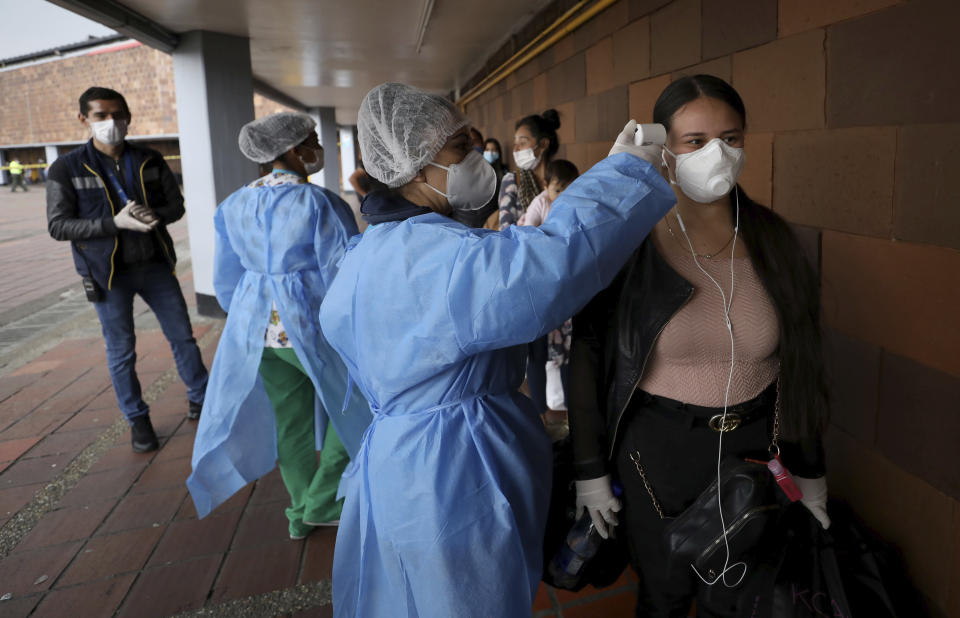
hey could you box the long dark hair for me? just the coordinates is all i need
[654,75,828,439]
[484,138,503,159]
[736,188,828,439]
[516,109,561,162]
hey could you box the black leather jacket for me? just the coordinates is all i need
[568,238,692,480]
[568,238,824,481]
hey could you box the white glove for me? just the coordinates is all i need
[130,203,158,224]
[795,476,830,529]
[575,475,621,539]
[114,200,157,232]
[607,120,663,165]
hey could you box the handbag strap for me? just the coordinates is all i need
[769,377,782,457]
[628,451,667,520]
[628,377,783,520]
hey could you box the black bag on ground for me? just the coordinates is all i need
[741,501,924,618]
[541,435,630,591]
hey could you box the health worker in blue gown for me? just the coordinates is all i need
[187,112,372,539]
[320,83,676,617]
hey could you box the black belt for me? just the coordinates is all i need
[636,381,776,433]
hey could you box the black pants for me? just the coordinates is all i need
[10,175,27,192]
[614,391,775,618]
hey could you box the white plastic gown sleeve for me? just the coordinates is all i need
[447,152,676,356]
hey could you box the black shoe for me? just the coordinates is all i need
[187,400,202,420]
[131,415,159,453]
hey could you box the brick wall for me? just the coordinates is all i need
[0,42,294,148]
[0,42,177,145]
[465,1,960,616]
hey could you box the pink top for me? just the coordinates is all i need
[638,237,780,407]
[518,190,553,227]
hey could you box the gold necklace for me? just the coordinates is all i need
[664,213,735,259]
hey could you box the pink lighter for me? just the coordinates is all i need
[767,456,804,502]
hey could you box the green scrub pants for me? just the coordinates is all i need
[259,347,349,538]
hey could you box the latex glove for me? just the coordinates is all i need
[575,475,621,539]
[607,120,662,165]
[114,200,157,232]
[130,203,158,224]
[794,476,830,529]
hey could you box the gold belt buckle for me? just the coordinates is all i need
[708,413,742,432]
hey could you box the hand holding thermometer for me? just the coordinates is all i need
[608,121,666,162]
[633,123,667,147]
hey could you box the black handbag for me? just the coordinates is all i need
[627,380,787,581]
[740,501,924,618]
[662,458,781,580]
[663,459,781,581]
[541,435,630,591]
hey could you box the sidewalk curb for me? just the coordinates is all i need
[0,256,196,376]
[0,283,78,328]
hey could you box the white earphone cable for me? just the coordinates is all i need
[674,187,745,588]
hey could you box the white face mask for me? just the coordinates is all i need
[90,118,128,146]
[662,138,745,203]
[300,147,324,176]
[513,147,540,171]
[425,150,497,211]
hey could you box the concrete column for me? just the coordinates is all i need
[172,31,258,317]
[44,145,59,166]
[309,106,342,195]
[339,126,357,189]
[0,151,7,185]
[43,145,58,181]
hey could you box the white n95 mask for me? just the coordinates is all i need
[90,118,128,146]
[426,150,497,211]
[663,138,745,203]
[513,147,540,171]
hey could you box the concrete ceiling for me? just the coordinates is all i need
[88,0,552,121]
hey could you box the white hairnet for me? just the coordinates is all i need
[238,112,316,163]
[358,83,468,188]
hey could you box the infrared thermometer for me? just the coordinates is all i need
[634,123,666,146]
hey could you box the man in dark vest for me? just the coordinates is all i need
[46,86,208,453]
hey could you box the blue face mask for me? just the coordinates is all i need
[483,151,499,164]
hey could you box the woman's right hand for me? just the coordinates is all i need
[575,475,622,539]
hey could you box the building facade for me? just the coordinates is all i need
[0,37,292,183]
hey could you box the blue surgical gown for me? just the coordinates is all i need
[188,182,372,518]
[319,154,675,617]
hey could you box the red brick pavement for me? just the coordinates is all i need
[0,189,643,614]
[0,316,645,617]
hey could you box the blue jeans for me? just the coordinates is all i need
[93,262,208,422]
